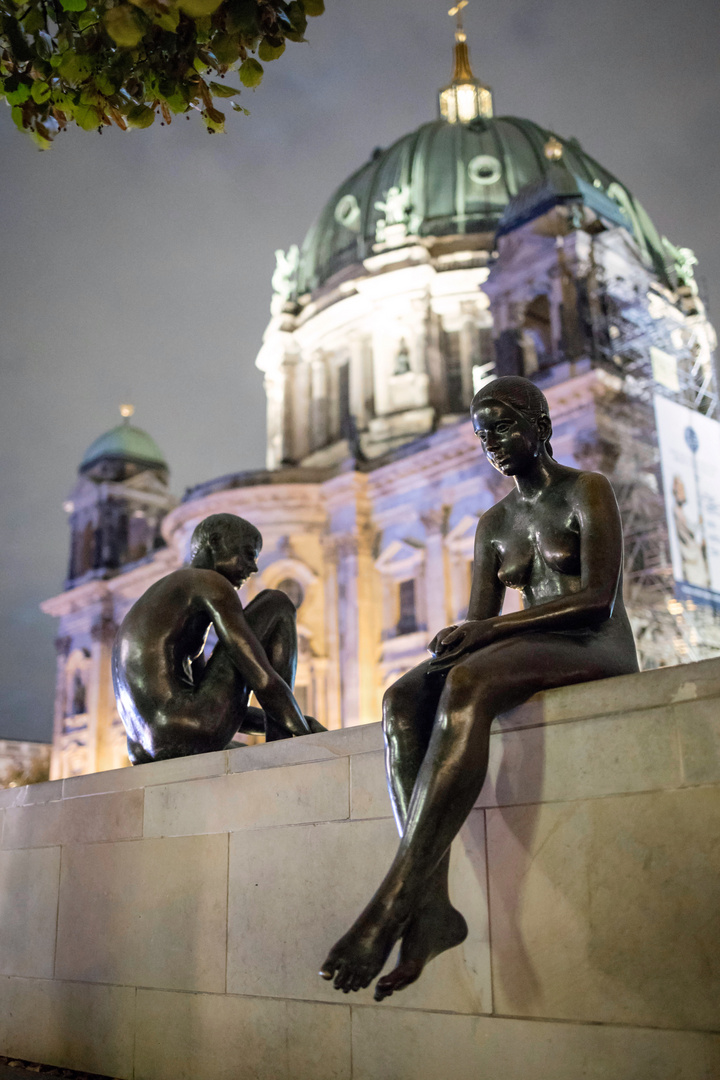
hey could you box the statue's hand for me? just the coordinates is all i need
[427,625,458,657]
[427,620,496,671]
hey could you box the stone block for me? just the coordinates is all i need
[227,724,384,774]
[351,750,392,819]
[144,757,349,837]
[62,789,144,845]
[55,834,228,992]
[487,786,720,1030]
[0,847,60,978]
[500,656,720,732]
[0,778,64,808]
[0,976,135,1079]
[62,749,228,798]
[677,697,720,786]
[2,789,145,848]
[477,706,681,808]
[227,811,491,1015]
[2,801,62,849]
[351,1006,720,1080]
[134,990,350,1080]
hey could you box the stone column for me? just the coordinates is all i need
[421,509,449,635]
[320,536,342,730]
[49,635,71,781]
[88,608,118,775]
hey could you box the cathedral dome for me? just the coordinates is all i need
[295,116,667,296]
[80,421,167,477]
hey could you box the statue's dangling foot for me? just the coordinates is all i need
[373,899,468,1002]
[319,900,406,994]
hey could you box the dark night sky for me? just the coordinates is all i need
[1,0,718,742]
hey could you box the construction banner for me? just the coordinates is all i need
[654,395,720,610]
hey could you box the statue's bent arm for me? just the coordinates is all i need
[201,573,311,736]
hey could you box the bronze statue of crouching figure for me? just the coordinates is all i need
[113,513,321,764]
[320,375,639,1001]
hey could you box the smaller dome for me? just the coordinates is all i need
[80,423,167,475]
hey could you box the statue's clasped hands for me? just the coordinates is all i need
[427,619,497,672]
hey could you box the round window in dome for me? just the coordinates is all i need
[276,578,305,609]
[334,193,362,232]
[467,154,502,187]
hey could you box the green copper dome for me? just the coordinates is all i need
[80,423,167,474]
[295,116,668,295]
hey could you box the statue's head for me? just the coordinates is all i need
[189,513,262,588]
[470,376,553,475]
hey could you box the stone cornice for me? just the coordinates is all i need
[162,484,328,554]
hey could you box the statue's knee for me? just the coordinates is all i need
[444,662,478,707]
[382,683,413,739]
[266,588,297,619]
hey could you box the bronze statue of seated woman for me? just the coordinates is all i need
[113,513,321,763]
[321,375,639,1000]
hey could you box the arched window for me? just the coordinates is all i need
[276,578,305,609]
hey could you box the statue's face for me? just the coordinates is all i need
[472,401,541,475]
[212,532,261,588]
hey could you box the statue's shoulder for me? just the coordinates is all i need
[568,468,618,511]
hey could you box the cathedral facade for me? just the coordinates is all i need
[42,35,719,780]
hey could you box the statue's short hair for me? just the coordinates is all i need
[471,376,554,458]
[190,513,261,563]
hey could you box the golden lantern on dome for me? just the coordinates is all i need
[439,1,493,124]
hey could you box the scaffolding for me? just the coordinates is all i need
[588,255,720,668]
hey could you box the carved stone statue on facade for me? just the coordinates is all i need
[113,513,321,764]
[320,375,639,1000]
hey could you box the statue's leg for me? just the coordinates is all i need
[377,661,468,998]
[242,589,300,740]
[321,631,621,995]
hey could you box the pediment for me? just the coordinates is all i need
[375,538,425,577]
[446,515,479,556]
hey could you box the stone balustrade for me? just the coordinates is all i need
[1,658,720,1079]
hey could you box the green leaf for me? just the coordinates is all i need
[22,8,45,34]
[59,0,88,10]
[212,33,239,65]
[72,101,100,129]
[11,105,26,130]
[209,80,240,97]
[126,102,155,127]
[77,10,98,29]
[302,0,325,15]
[57,51,94,84]
[258,38,284,61]
[30,79,51,103]
[225,0,259,36]
[36,29,54,57]
[153,7,180,32]
[203,104,224,132]
[164,89,188,112]
[177,0,222,16]
[104,6,145,48]
[6,82,31,105]
[238,57,262,87]
[94,71,117,95]
[287,1,307,33]
[31,128,52,148]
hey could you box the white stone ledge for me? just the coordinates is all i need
[0,658,718,1078]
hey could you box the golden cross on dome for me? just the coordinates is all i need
[448,0,469,40]
[119,404,135,422]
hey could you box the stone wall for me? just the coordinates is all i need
[1,660,720,1079]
